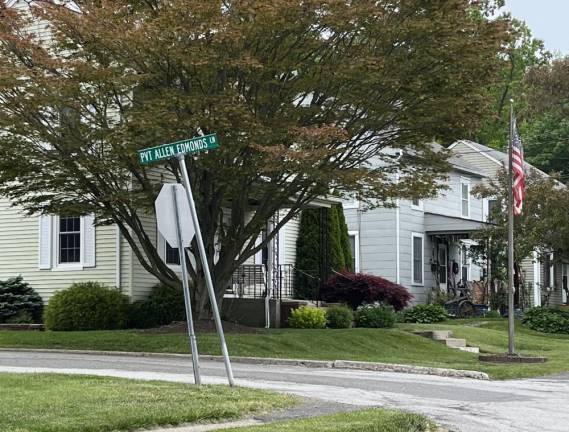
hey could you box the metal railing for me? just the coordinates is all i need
[228,264,297,299]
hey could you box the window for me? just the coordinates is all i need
[461,179,470,218]
[461,245,470,283]
[487,199,499,222]
[411,199,423,211]
[38,214,96,270]
[412,233,424,285]
[58,216,81,264]
[165,242,181,265]
[348,231,360,272]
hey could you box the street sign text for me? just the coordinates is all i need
[138,133,219,165]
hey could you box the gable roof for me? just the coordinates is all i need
[430,142,486,178]
[449,139,551,179]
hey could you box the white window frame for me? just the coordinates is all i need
[411,232,424,286]
[461,178,471,218]
[348,231,360,273]
[411,199,424,211]
[53,215,84,271]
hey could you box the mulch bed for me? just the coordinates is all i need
[137,320,261,334]
[479,353,548,363]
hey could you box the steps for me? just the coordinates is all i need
[414,330,480,354]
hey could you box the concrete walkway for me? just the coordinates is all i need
[1,350,568,432]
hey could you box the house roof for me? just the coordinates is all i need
[5,0,80,13]
[430,142,486,178]
[449,139,551,178]
[424,212,488,235]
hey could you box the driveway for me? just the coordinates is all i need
[0,350,567,432]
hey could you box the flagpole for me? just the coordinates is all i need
[507,99,516,356]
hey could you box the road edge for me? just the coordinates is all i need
[0,347,490,380]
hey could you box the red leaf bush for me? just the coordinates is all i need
[321,272,412,311]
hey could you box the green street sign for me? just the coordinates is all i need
[138,133,219,165]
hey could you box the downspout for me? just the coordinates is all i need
[395,150,403,284]
[115,225,122,291]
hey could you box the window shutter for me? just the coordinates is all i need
[38,215,53,270]
[83,214,96,267]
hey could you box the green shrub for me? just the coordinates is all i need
[45,282,129,331]
[401,304,448,324]
[355,303,396,328]
[326,305,353,329]
[0,276,43,323]
[485,310,502,319]
[288,306,326,329]
[128,284,186,329]
[522,307,569,334]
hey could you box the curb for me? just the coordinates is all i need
[0,348,489,380]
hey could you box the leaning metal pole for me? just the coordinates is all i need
[177,153,235,386]
[171,185,201,385]
[507,101,516,356]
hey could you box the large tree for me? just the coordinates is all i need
[0,0,510,315]
[521,57,569,177]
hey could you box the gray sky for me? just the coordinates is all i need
[501,1,569,54]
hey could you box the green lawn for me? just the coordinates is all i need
[229,409,435,432]
[1,319,568,379]
[0,373,294,432]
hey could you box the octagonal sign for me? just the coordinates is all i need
[155,184,195,248]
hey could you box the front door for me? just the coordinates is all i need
[438,244,448,291]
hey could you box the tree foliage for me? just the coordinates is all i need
[0,0,510,314]
[472,169,569,271]
[295,204,352,299]
[521,57,569,177]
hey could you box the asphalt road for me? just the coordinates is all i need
[1,350,568,432]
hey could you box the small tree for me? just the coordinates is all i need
[473,169,569,289]
[295,204,353,299]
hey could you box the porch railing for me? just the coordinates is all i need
[227,264,296,299]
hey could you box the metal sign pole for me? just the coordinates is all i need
[171,184,202,385]
[177,154,235,387]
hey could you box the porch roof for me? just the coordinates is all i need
[425,212,488,235]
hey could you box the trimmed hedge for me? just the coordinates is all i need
[326,305,353,329]
[355,303,396,328]
[45,282,128,331]
[522,307,569,334]
[288,306,326,329]
[128,284,186,329]
[0,276,43,324]
[321,272,412,311]
[401,304,448,324]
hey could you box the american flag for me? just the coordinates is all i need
[512,117,525,216]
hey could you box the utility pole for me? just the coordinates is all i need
[507,100,516,356]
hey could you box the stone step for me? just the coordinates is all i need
[458,346,480,354]
[444,338,467,348]
[414,330,453,340]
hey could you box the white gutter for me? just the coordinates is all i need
[115,225,122,289]
[395,150,403,284]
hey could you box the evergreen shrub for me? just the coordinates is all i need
[288,306,326,329]
[128,284,186,329]
[45,282,128,331]
[355,303,396,328]
[401,304,448,324]
[326,305,353,329]
[0,276,43,324]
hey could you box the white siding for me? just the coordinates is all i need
[0,197,118,302]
